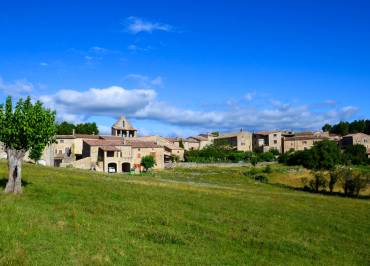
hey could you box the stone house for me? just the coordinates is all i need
[341,133,370,156]
[253,131,283,153]
[282,135,329,153]
[214,130,253,151]
[132,135,184,161]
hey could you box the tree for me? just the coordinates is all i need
[309,171,327,193]
[0,96,56,193]
[179,139,184,149]
[29,144,44,163]
[328,167,341,193]
[56,121,75,135]
[141,155,156,172]
[322,124,332,132]
[337,168,369,197]
[75,122,99,135]
[343,144,368,165]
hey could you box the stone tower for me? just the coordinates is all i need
[111,116,137,138]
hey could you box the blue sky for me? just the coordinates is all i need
[1,0,370,136]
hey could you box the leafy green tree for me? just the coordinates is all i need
[339,168,369,197]
[56,121,75,135]
[0,96,56,193]
[328,167,341,193]
[309,171,327,193]
[141,155,156,172]
[29,144,44,163]
[75,122,99,135]
[179,139,184,149]
[322,123,332,132]
[343,144,368,165]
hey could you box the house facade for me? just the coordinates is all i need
[253,131,284,153]
[214,130,253,151]
[341,133,370,156]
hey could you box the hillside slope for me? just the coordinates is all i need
[0,162,369,265]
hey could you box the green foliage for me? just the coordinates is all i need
[141,155,156,171]
[309,171,327,193]
[257,151,275,162]
[0,96,56,151]
[29,144,44,162]
[250,156,258,166]
[56,121,75,135]
[184,144,266,163]
[338,168,370,197]
[322,123,332,132]
[286,140,342,170]
[343,144,369,165]
[269,148,280,156]
[263,165,273,173]
[56,121,99,135]
[178,138,184,149]
[324,119,370,135]
[329,167,341,193]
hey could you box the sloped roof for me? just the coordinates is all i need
[284,136,328,141]
[125,140,161,148]
[99,146,120,151]
[84,139,126,146]
[343,133,370,138]
[112,116,136,130]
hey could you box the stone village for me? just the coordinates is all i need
[24,116,370,174]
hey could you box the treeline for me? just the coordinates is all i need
[279,140,369,168]
[279,140,369,197]
[322,120,370,136]
[56,121,99,135]
[184,143,279,163]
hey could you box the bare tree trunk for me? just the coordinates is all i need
[4,149,25,194]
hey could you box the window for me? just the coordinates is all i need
[59,140,64,143]
[303,141,307,145]
[273,134,277,137]
[274,140,277,144]
[107,151,114,157]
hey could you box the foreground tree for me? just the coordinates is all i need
[0,96,56,194]
[141,155,156,172]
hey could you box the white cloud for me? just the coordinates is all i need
[0,77,33,96]
[40,62,48,67]
[125,16,173,34]
[125,74,164,88]
[39,85,359,132]
[245,91,256,101]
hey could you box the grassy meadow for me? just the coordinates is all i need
[0,161,369,265]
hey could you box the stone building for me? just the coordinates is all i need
[341,133,370,156]
[253,131,284,153]
[282,135,329,153]
[214,130,253,151]
[111,116,137,138]
[133,135,184,161]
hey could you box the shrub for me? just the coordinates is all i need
[141,156,156,172]
[263,165,273,174]
[329,167,341,193]
[285,140,342,170]
[270,148,280,156]
[339,168,369,197]
[258,152,275,162]
[309,171,327,193]
[343,144,368,165]
[253,175,269,183]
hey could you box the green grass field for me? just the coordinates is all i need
[0,161,369,265]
